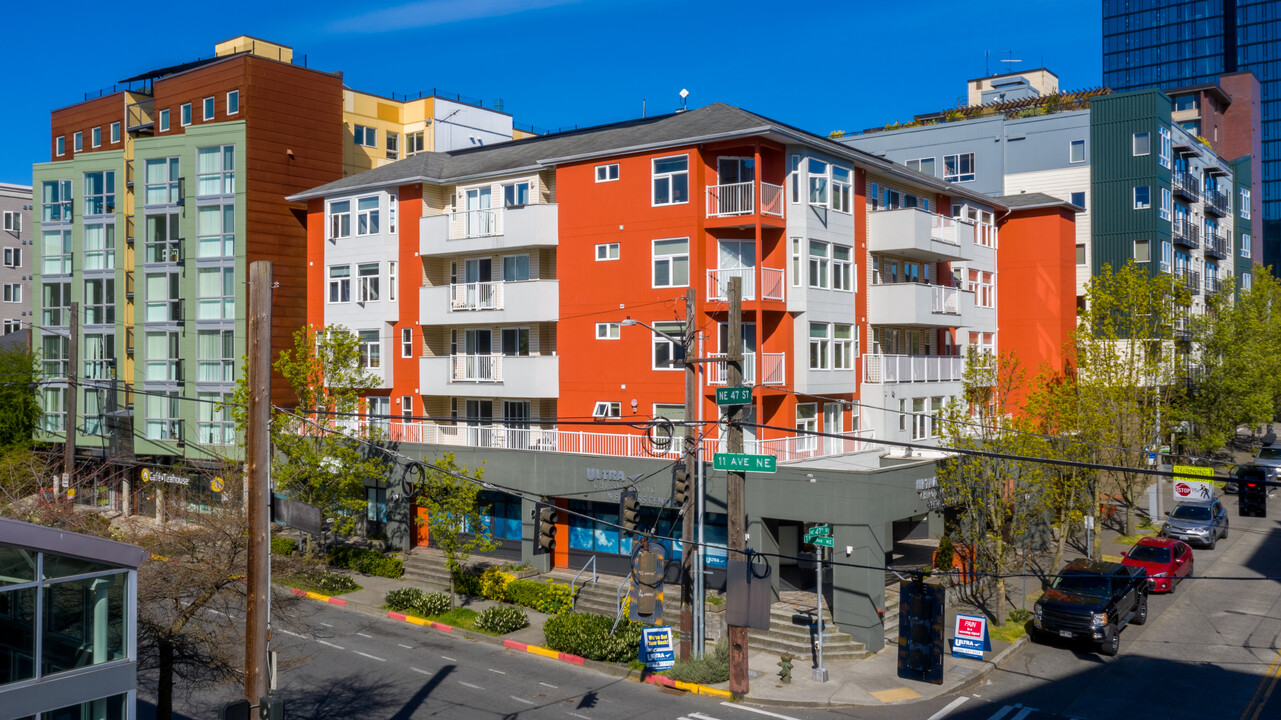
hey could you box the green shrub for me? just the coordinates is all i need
[1007,608,1033,625]
[666,639,730,684]
[474,606,529,634]
[385,587,426,612]
[934,536,955,570]
[452,569,483,597]
[543,612,644,663]
[290,569,359,595]
[326,546,404,578]
[416,592,452,617]
[506,579,575,615]
[271,537,298,556]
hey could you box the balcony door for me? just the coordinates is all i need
[465,187,493,236]
[463,328,493,381]
[717,321,756,385]
[503,400,531,449]
[717,157,754,185]
[719,405,757,453]
[464,258,491,308]
[716,158,755,216]
[718,240,756,299]
[465,399,493,447]
[823,403,843,455]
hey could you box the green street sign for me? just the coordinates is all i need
[715,386,753,406]
[805,525,831,537]
[811,536,834,547]
[713,453,777,473]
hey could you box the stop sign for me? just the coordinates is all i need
[1175,482,1192,497]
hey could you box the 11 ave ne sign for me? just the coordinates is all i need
[714,453,777,473]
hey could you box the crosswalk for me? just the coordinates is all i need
[936,699,1084,720]
[678,704,805,720]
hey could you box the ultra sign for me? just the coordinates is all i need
[713,453,777,473]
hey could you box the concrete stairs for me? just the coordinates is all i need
[402,550,454,592]
[882,581,901,647]
[747,605,869,662]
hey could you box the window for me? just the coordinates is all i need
[83,223,115,271]
[329,200,351,239]
[144,157,180,205]
[198,391,234,444]
[807,158,828,205]
[110,121,120,143]
[831,166,852,212]
[501,327,530,356]
[73,131,82,152]
[593,401,622,418]
[389,261,397,301]
[2,283,20,303]
[2,319,19,334]
[1071,191,1086,210]
[359,330,381,369]
[504,181,530,207]
[906,157,936,176]
[197,266,234,320]
[358,262,380,302]
[790,238,802,287]
[596,323,620,339]
[1134,238,1151,263]
[56,135,65,156]
[197,203,235,258]
[158,108,170,132]
[809,323,830,369]
[2,247,19,267]
[652,321,685,370]
[1174,95,1198,112]
[1133,131,1150,156]
[1242,234,1252,258]
[197,145,235,196]
[42,229,72,275]
[356,196,379,235]
[227,90,239,115]
[652,155,689,205]
[595,163,619,182]
[1159,127,1172,169]
[911,398,928,440]
[1241,189,1251,219]
[354,124,377,147]
[198,329,235,383]
[203,96,215,121]
[1243,274,1253,291]
[145,211,181,263]
[789,155,801,203]
[1157,187,1172,221]
[144,391,181,440]
[1076,244,1087,265]
[808,241,830,289]
[400,395,414,422]
[943,153,975,182]
[595,243,619,261]
[796,404,817,452]
[83,170,115,215]
[407,131,424,155]
[502,254,529,281]
[41,386,65,431]
[329,265,350,302]
[1160,240,1172,273]
[181,103,192,126]
[1069,139,1085,163]
[42,179,71,222]
[1134,186,1151,209]
[144,331,180,382]
[91,126,101,148]
[652,238,689,287]
[385,131,399,160]
[42,333,68,378]
[832,245,853,291]
[834,324,854,369]
[42,281,71,325]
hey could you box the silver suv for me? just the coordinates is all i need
[1161,499,1228,550]
[1253,446,1281,480]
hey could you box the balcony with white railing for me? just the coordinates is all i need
[707,267,786,302]
[420,279,559,326]
[868,208,975,262]
[868,283,969,327]
[704,352,787,386]
[862,354,965,384]
[419,354,559,398]
[705,182,786,221]
[420,203,559,257]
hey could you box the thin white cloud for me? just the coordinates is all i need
[328,0,583,34]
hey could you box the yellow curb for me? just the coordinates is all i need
[305,591,330,602]
[870,687,922,703]
[404,616,429,626]
[527,645,560,659]
[673,680,733,698]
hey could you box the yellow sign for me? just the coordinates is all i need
[140,468,150,483]
[210,477,225,493]
[1173,465,1215,478]
[66,488,75,498]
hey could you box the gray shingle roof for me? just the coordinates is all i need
[991,192,1082,212]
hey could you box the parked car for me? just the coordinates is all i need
[1161,498,1229,550]
[1121,537,1193,592]
[1032,558,1148,656]
[1253,446,1281,480]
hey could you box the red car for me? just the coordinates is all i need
[1122,537,1193,592]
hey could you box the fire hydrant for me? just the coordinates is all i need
[777,653,793,683]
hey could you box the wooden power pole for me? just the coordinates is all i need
[245,261,273,708]
[62,302,79,495]
[726,277,749,696]
[680,289,696,661]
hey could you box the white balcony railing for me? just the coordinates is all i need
[707,352,756,385]
[761,183,784,217]
[931,286,960,314]
[449,282,503,311]
[707,267,785,302]
[749,429,877,461]
[450,354,502,382]
[862,354,964,383]
[707,181,754,217]
[451,208,504,239]
[930,214,959,244]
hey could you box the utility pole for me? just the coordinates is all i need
[245,261,273,710]
[726,277,749,697]
[62,302,79,496]
[680,289,696,661]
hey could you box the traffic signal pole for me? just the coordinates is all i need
[726,277,749,697]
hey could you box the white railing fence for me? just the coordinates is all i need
[450,354,503,382]
[931,285,960,314]
[862,354,964,383]
[707,352,757,385]
[760,183,784,217]
[708,267,757,300]
[706,181,755,217]
[449,282,503,311]
[451,208,504,239]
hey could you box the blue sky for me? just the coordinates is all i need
[1,0,1101,185]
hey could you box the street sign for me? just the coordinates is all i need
[713,453,777,473]
[811,536,834,548]
[804,525,831,538]
[715,386,753,406]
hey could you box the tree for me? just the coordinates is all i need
[231,325,387,540]
[413,452,497,606]
[0,343,41,448]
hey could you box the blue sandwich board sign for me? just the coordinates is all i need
[951,613,991,659]
[639,626,675,670]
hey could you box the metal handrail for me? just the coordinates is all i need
[610,573,631,634]
[570,555,597,611]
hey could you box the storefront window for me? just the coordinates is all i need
[0,586,36,685]
[466,491,522,541]
[42,571,127,675]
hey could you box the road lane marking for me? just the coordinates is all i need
[568,714,592,720]
[354,651,386,662]
[1242,648,1281,720]
[987,707,1014,720]
[357,632,373,638]
[398,643,412,649]
[459,681,483,690]
[926,697,971,720]
[411,667,431,676]
[317,640,344,650]
[540,682,559,689]
[687,713,722,720]
[511,696,536,705]
[488,668,507,675]
[717,703,802,720]
[442,655,457,661]
[276,629,304,638]
[320,622,333,627]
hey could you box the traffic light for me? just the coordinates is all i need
[534,501,558,555]
[629,547,664,622]
[1239,466,1268,518]
[896,578,944,685]
[620,490,640,535]
[672,464,690,506]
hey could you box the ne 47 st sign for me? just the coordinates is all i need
[713,453,777,473]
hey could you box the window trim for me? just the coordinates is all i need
[943,152,975,183]
[110,121,120,144]
[1132,131,1151,157]
[1134,185,1151,210]
[651,321,685,371]
[1134,238,1151,264]
[358,330,382,370]
[808,322,831,370]
[202,96,215,121]
[595,242,620,261]
[401,328,413,358]
[357,262,380,303]
[55,136,65,156]
[158,109,170,133]
[354,124,377,148]
[595,322,621,340]
[180,103,192,127]
[73,131,83,152]
[328,264,351,303]
[595,163,619,183]
[651,154,690,207]
[226,90,240,116]
[651,237,690,289]
[1069,139,1085,164]
[91,126,101,148]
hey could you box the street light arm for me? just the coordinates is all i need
[620,316,683,346]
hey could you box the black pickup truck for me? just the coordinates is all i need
[1032,558,1148,656]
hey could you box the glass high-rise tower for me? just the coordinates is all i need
[1103,0,1280,269]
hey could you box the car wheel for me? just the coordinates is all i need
[1100,628,1120,657]
[1208,535,1217,551]
[1134,593,1148,625]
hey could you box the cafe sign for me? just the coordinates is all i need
[140,468,190,486]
